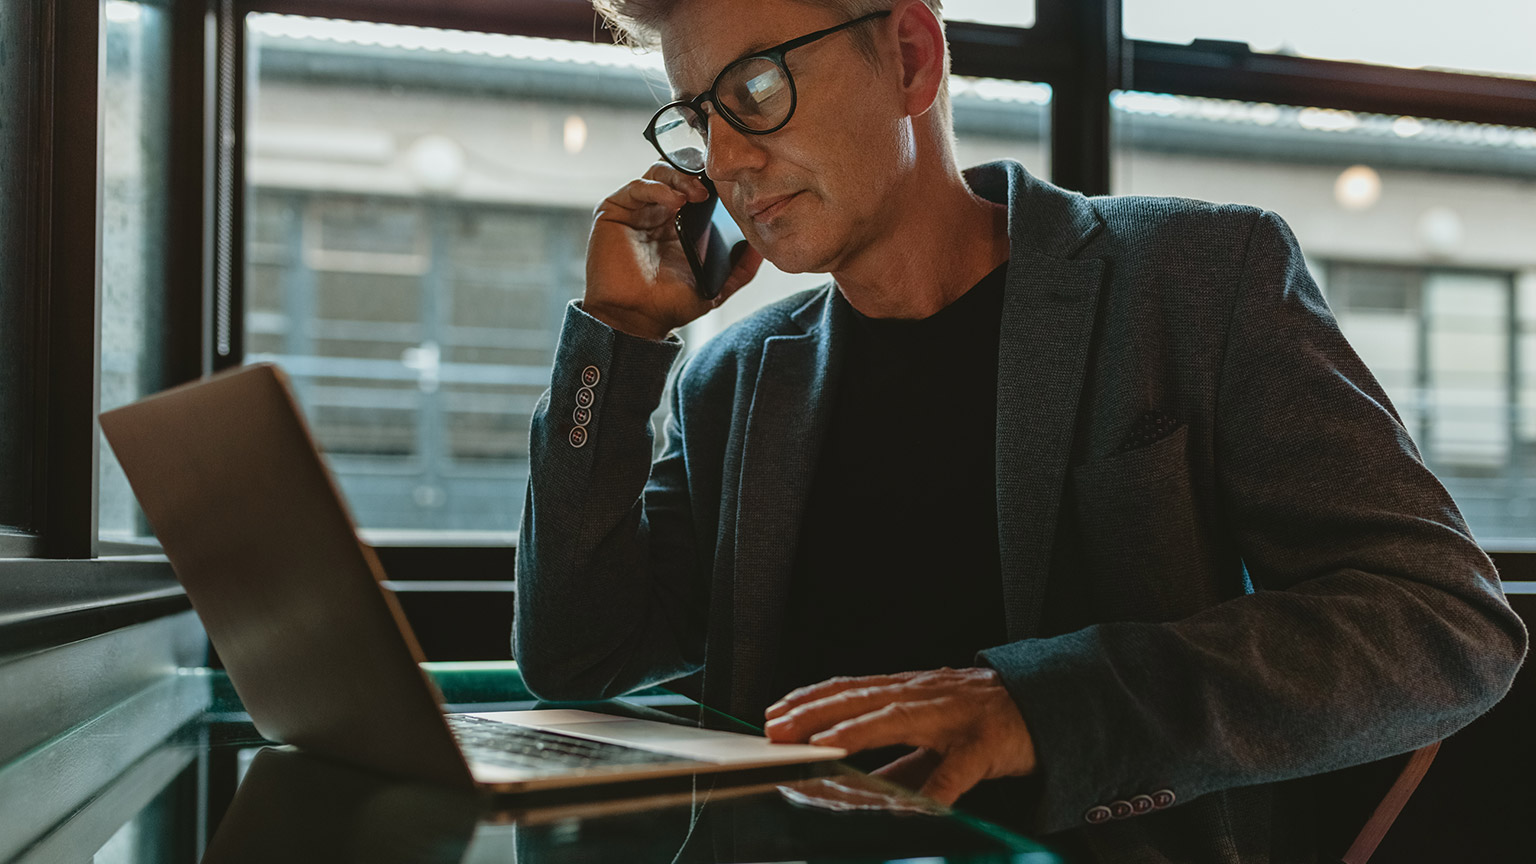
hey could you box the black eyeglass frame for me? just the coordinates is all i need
[642,10,893,175]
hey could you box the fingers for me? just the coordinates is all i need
[595,178,687,229]
[776,776,947,816]
[641,161,711,202]
[766,680,947,743]
[766,671,923,721]
[870,747,944,791]
[807,697,954,751]
[919,748,991,806]
[803,700,990,804]
[594,163,709,230]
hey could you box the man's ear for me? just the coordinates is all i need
[891,0,946,118]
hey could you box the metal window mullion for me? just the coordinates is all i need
[210,0,245,372]
[1128,39,1536,129]
[419,201,450,526]
[1037,0,1121,196]
[162,0,217,389]
[1416,270,1433,453]
[36,0,106,559]
[1506,273,1522,486]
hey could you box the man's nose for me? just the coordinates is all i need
[704,111,767,184]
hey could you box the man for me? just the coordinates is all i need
[514,0,1527,859]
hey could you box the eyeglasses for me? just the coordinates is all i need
[642,10,892,175]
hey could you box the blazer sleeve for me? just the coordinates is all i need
[513,300,708,700]
[979,210,1528,835]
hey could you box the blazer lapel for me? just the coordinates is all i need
[728,292,844,718]
[996,251,1104,640]
[968,161,1107,641]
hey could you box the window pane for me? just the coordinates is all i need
[99,1,171,542]
[1124,0,1536,81]
[1113,91,1536,543]
[246,15,1047,532]
[0,1,42,535]
[946,1,1036,28]
[246,16,658,532]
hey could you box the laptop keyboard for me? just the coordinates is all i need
[447,715,698,774]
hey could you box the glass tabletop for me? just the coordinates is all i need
[0,662,1068,864]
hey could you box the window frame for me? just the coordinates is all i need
[0,0,205,653]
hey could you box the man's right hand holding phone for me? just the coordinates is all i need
[584,161,765,342]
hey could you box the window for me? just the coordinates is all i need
[245,190,589,529]
[245,16,658,530]
[100,0,174,542]
[1112,93,1536,541]
[0,1,42,536]
[947,0,1036,28]
[1327,264,1534,542]
[245,14,1052,531]
[1124,0,1536,82]
[3,0,1529,560]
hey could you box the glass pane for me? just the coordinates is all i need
[1112,91,1536,542]
[246,15,667,532]
[946,0,1036,28]
[99,0,171,543]
[1124,0,1536,81]
[247,15,1048,532]
[0,0,41,534]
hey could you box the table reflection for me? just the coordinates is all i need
[204,747,1059,864]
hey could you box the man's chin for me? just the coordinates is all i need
[758,237,836,276]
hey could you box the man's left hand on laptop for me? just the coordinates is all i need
[763,666,1037,805]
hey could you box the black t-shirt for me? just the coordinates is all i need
[773,260,1011,698]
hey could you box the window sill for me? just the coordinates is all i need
[0,556,187,657]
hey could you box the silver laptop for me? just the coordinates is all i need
[100,363,844,792]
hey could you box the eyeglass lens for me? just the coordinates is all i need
[653,58,793,171]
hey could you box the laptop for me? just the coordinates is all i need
[100,362,844,792]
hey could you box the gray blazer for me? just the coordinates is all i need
[515,160,1526,861]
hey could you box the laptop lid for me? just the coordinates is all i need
[101,363,475,789]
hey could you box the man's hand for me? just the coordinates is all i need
[763,667,1037,806]
[584,161,764,341]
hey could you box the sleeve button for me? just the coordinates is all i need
[575,386,596,409]
[569,426,588,448]
[1151,789,1176,809]
[1109,800,1134,819]
[581,365,601,387]
[573,406,592,426]
[1130,794,1155,814]
[1085,805,1112,825]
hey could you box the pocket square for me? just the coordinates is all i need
[1117,410,1183,453]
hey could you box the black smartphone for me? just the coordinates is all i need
[675,177,748,301]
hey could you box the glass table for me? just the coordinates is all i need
[0,662,1067,863]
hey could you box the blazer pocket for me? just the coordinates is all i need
[1069,425,1204,623]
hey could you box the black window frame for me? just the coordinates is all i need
[0,0,209,651]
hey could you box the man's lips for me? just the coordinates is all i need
[747,192,801,220]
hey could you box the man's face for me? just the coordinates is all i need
[659,0,915,274]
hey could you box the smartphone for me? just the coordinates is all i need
[675,177,748,301]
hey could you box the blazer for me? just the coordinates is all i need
[515,160,1527,862]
